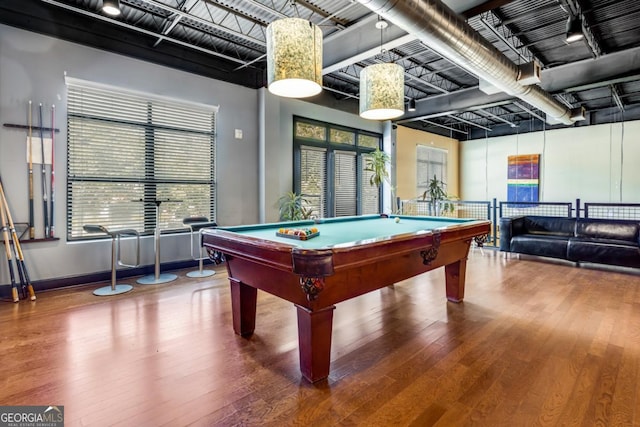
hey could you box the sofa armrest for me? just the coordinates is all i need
[499,216,526,252]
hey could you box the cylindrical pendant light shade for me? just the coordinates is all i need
[359,63,405,120]
[267,18,323,98]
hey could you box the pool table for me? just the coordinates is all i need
[202,214,490,382]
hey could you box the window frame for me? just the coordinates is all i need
[65,78,218,241]
[416,145,448,197]
[293,116,383,218]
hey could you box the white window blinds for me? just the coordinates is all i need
[66,80,217,239]
[300,146,327,219]
[334,151,357,217]
[361,161,380,215]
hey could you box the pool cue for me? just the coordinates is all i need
[0,179,26,299]
[28,100,35,240]
[0,178,36,301]
[49,104,55,238]
[38,103,49,239]
[0,202,19,302]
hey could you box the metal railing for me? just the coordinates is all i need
[398,197,640,248]
[400,199,495,244]
[499,201,572,218]
[583,202,640,220]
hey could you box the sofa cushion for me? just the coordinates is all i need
[510,234,569,259]
[524,216,576,237]
[575,218,640,243]
[567,238,640,268]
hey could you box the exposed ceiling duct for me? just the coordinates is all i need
[357,0,577,125]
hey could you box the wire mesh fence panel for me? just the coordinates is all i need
[401,200,490,218]
[400,200,429,216]
[584,203,640,220]
[400,200,493,244]
[499,202,572,218]
[398,199,640,249]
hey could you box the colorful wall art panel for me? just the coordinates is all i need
[507,154,540,202]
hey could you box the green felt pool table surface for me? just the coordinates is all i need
[218,215,478,249]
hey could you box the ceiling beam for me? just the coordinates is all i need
[139,0,266,47]
[460,0,518,19]
[201,0,267,27]
[153,0,199,48]
[418,120,468,135]
[540,46,640,92]
[447,113,492,131]
[322,0,492,76]
[294,0,348,27]
[398,45,640,122]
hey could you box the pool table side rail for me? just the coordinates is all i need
[202,229,301,272]
[201,219,490,276]
[316,220,490,271]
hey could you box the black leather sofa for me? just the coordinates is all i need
[499,215,640,268]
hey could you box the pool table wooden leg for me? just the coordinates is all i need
[295,304,335,382]
[445,258,467,302]
[229,277,257,336]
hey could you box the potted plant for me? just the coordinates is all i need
[278,191,312,221]
[364,148,400,213]
[364,148,390,188]
[422,174,456,216]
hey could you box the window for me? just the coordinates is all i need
[299,146,327,218]
[66,79,217,240]
[294,117,382,218]
[417,145,448,197]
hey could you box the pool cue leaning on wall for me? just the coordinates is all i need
[49,104,55,238]
[38,103,49,239]
[28,100,35,240]
[0,201,19,302]
[0,178,36,301]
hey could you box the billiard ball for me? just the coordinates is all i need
[394,217,400,223]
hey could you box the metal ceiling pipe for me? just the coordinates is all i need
[357,0,575,125]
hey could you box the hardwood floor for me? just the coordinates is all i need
[2,250,640,426]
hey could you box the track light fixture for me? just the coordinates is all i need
[102,0,121,17]
[565,15,584,43]
[408,98,416,112]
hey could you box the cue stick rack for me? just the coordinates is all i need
[2,122,60,243]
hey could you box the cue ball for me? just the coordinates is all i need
[394,217,400,223]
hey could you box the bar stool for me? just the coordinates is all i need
[183,216,217,278]
[135,199,180,285]
[83,225,140,296]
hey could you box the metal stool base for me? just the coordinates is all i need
[137,273,178,285]
[186,270,216,278]
[93,284,134,296]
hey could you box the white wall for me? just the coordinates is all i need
[460,120,640,203]
[0,24,259,282]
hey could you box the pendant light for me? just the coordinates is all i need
[266,17,323,98]
[359,18,405,120]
